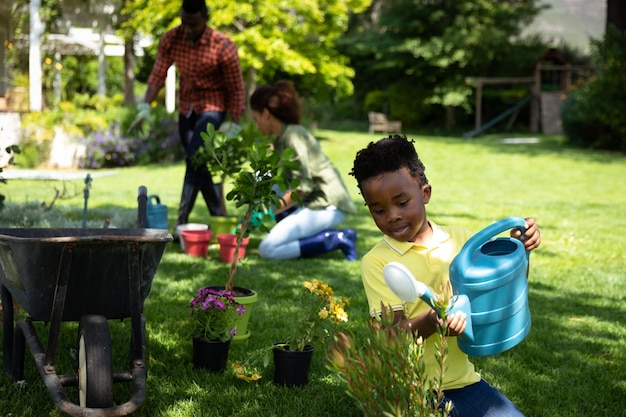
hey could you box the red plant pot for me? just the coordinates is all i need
[217,234,250,263]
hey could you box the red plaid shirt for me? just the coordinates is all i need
[148,26,245,120]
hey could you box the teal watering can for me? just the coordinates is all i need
[146,195,169,230]
[449,216,531,357]
[384,216,531,357]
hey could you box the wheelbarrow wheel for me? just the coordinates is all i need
[77,315,114,408]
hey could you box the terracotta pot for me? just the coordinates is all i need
[175,223,209,251]
[192,337,231,373]
[181,229,212,257]
[217,234,250,263]
[273,343,315,387]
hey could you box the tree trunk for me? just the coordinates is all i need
[606,0,626,32]
[445,106,455,130]
[97,21,106,96]
[29,0,43,111]
[120,0,135,105]
[124,37,135,105]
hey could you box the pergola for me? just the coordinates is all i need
[2,1,177,113]
[3,0,145,111]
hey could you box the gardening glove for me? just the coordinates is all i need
[250,209,275,228]
[219,121,243,139]
[128,102,152,136]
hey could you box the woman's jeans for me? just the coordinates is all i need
[258,207,346,259]
[441,379,524,417]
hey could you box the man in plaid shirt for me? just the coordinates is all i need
[135,0,245,234]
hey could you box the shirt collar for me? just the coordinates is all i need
[382,221,450,255]
[195,27,212,45]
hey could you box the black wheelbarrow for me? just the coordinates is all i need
[0,187,172,416]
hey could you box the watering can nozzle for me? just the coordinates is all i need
[382,262,474,342]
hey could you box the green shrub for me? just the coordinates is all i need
[18,93,183,169]
[0,145,19,210]
[16,116,54,168]
[364,90,386,113]
[79,106,182,169]
[0,201,136,228]
[561,27,626,152]
[45,55,125,99]
[364,86,439,128]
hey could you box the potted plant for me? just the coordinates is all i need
[233,279,349,387]
[193,122,299,341]
[195,122,252,243]
[189,287,246,372]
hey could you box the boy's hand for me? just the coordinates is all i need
[445,312,467,337]
[429,309,467,337]
[511,217,541,251]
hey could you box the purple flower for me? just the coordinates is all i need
[189,287,244,341]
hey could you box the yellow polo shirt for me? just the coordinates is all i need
[361,221,481,390]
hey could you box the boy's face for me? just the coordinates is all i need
[360,167,431,243]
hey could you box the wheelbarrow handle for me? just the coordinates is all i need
[137,186,148,228]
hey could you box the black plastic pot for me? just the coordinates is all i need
[192,337,231,373]
[272,343,314,387]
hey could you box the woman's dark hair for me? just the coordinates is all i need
[350,135,429,190]
[182,0,208,17]
[249,80,301,125]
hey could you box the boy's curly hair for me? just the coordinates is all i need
[350,135,428,191]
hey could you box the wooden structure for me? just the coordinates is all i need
[368,112,402,134]
[468,48,587,136]
[531,48,571,135]
[471,77,535,133]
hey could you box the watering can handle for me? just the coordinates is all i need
[147,195,161,205]
[458,216,527,265]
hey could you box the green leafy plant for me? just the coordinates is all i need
[561,26,626,152]
[327,301,452,417]
[286,279,350,351]
[189,287,246,342]
[194,122,258,185]
[194,123,300,291]
[233,279,349,381]
[0,145,20,209]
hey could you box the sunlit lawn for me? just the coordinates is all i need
[0,129,624,416]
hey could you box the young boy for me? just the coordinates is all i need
[350,135,541,417]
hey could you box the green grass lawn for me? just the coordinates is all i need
[0,129,624,416]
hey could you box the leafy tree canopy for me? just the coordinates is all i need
[121,0,370,98]
[342,0,547,110]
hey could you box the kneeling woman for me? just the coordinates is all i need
[250,80,357,260]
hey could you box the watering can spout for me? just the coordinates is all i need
[382,262,474,342]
